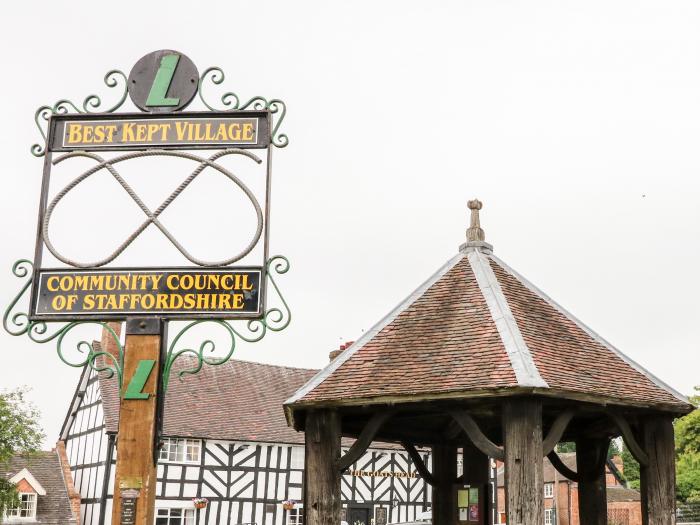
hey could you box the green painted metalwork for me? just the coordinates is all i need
[3,256,292,395]
[161,255,291,393]
[146,54,181,107]
[124,359,156,399]
[3,260,125,389]
[197,67,289,148]
[31,63,289,156]
[32,70,129,157]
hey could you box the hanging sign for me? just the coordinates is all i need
[31,268,262,320]
[25,49,284,322]
[50,112,269,151]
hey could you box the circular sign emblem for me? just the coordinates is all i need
[127,50,199,113]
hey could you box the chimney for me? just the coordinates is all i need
[98,322,123,368]
[56,441,81,525]
[329,341,354,362]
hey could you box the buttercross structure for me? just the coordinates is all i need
[284,200,694,525]
[60,329,436,525]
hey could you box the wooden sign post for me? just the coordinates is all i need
[111,318,165,525]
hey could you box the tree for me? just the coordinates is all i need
[0,388,44,520]
[675,387,700,503]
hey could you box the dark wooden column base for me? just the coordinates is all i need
[432,443,457,525]
[503,398,544,525]
[640,417,676,525]
[576,438,608,525]
[304,410,341,525]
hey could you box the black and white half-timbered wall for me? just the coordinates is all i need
[60,353,433,525]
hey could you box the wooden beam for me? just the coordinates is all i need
[547,451,580,482]
[110,319,164,525]
[337,411,395,472]
[609,413,649,467]
[640,417,676,525]
[577,438,608,525]
[542,410,575,456]
[450,410,505,461]
[305,410,341,525]
[432,443,457,525]
[401,441,437,487]
[503,399,544,525]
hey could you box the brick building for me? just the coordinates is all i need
[0,449,80,524]
[496,453,642,525]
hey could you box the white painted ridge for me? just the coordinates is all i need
[467,249,549,388]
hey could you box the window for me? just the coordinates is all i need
[155,508,195,525]
[290,447,305,470]
[5,493,37,519]
[159,438,201,463]
[544,482,554,498]
[544,508,555,525]
[288,507,304,525]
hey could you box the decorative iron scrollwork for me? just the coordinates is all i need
[32,70,128,157]
[3,256,291,394]
[198,67,288,148]
[161,255,291,392]
[3,260,124,388]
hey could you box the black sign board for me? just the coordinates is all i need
[30,268,263,321]
[120,497,136,525]
[49,111,270,151]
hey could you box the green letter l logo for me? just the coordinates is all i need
[124,359,156,400]
[146,54,181,107]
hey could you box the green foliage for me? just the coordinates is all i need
[557,442,576,453]
[0,388,44,521]
[608,439,621,459]
[676,387,700,503]
[676,452,700,503]
[621,443,640,489]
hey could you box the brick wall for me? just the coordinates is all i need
[56,440,81,525]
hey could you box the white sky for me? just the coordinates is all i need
[1,0,699,447]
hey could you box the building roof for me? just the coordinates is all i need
[285,204,692,419]
[0,451,77,524]
[99,355,317,444]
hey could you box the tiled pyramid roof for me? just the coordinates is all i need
[285,238,691,416]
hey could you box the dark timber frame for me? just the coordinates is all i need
[287,396,684,525]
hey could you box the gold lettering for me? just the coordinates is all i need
[46,276,59,291]
[147,123,160,142]
[232,294,245,309]
[242,122,254,141]
[122,123,135,142]
[159,123,170,141]
[175,121,187,141]
[184,294,196,309]
[93,125,105,143]
[105,125,118,142]
[228,123,241,141]
[84,295,95,310]
[166,275,179,290]
[135,124,147,142]
[67,124,83,144]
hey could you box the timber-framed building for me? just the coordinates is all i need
[60,351,436,525]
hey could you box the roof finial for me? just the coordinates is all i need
[466,199,485,242]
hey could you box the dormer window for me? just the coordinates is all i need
[5,492,37,519]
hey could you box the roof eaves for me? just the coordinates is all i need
[466,248,548,388]
[490,254,692,408]
[283,252,467,423]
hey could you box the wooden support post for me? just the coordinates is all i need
[304,410,341,525]
[576,438,608,525]
[640,417,676,525]
[461,438,490,525]
[503,399,544,525]
[111,318,165,525]
[432,443,457,525]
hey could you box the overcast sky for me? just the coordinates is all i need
[1,0,699,447]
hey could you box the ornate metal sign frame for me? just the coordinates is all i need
[4,50,293,393]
